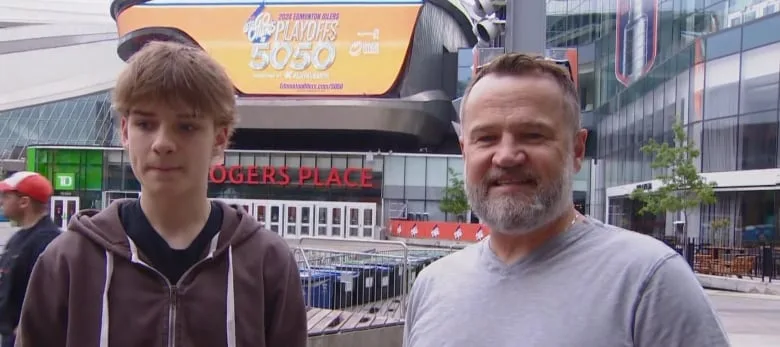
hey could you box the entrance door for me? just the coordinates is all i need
[51,196,79,230]
[216,199,252,214]
[345,203,376,239]
[102,191,141,209]
[314,204,345,238]
[253,200,284,234]
[284,203,314,237]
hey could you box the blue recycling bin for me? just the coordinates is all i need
[364,257,427,297]
[300,270,337,309]
[308,267,359,309]
[335,264,392,304]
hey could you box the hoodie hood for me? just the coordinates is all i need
[65,199,264,347]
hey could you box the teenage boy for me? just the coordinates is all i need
[17,41,308,347]
[0,172,61,347]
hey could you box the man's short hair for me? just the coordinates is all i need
[112,40,238,137]
[460,53,581,133]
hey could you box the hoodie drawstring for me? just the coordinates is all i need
[97,235,236,347]
[100,250,114,347]
[226,245,236,347]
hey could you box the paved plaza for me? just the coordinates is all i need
[706,289,780,347]
[2,224,779,346]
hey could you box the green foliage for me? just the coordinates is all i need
[710,218,731,231]
[708,218,731,245]
[630,121,717,218]
[439,167,470,218]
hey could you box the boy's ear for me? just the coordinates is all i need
[120,116,129,149]
[212,126,229,160]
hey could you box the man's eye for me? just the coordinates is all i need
[524,133,544,139]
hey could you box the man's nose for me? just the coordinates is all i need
[492,137,527,168]
[151,129,176,154]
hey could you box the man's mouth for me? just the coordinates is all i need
[491,178,537,188]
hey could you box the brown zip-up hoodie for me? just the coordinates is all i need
[16,200,308,347]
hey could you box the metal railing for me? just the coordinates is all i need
[661,237,779,282]
[293,237,458,322]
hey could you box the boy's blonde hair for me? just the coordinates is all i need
[112,41,238,137]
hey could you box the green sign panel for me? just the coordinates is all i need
[54,173,75,191]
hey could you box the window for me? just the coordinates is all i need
[702,117,738,172]
[383,156,405,186]
[425,157,448,200]
[738,110,779,170]
[740,42,780,114]
[404,157,426,200]
[704,54,741,120]
[0,91,114,160]
[742,14,780,50]
[689,121,703,171]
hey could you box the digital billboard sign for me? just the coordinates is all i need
[116,0,423,96]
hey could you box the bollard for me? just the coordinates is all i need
[762,246,773,283]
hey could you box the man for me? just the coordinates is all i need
[18,41,308,347]
[0,172,61,347]
[403,53,730,347]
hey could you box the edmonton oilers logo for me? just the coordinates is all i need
[242,0,274,44]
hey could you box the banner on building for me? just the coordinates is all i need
[615,0,659,87]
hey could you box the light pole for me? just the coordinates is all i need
[504,0,547,54]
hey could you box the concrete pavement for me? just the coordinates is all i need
[706,289,780,347]
[4,223,780,346]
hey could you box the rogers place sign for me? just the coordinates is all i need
[209,165,374,188]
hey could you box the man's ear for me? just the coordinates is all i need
[572,129,588,172]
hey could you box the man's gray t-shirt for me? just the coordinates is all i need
[403,217,730,347]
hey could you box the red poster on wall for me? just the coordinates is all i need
[390,220,491,242]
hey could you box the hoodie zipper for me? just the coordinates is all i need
[131,256,216,347]
[169,286,177,347]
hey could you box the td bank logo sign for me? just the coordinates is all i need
[55,173,75,191]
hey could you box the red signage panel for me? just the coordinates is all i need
[390,219,490,242]
[209,165,373,188]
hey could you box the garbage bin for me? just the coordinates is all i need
[300,270,337,309]
[364,257,427,297]
[334,264,391,304]
[309,267,359,309]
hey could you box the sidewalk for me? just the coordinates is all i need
[698,274,780,296]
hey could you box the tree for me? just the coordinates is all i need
[708,218,731,246]
[439,167,470,222]
[630,121,717,246]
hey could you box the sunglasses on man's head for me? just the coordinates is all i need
[474,55,575,83]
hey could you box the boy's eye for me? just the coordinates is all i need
[134,121,152,129]
[180,123,198,132]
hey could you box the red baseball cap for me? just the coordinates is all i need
[0,171,54,203]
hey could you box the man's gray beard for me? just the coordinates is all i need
[466,159,573,236]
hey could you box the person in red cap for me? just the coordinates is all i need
[0,171,61,347]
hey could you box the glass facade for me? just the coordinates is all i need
[589,2,780,245]
[26,147,592,226]
[547,0,617,48]
[456,48,473,98]
[0,91,118,160]
[382,153,592,222]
